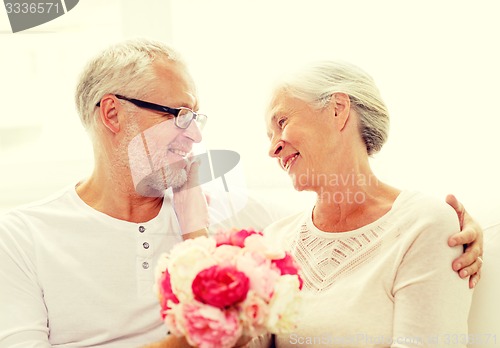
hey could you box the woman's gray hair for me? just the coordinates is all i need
[75,37,186,131]
[275,61,390,155]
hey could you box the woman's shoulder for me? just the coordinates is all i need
[396,190,456,218]
[394,190,460,237]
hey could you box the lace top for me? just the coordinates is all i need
[264,191,472,348]
[291,221,387,292]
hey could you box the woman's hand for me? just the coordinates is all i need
[446,194,483,288]
[172,157,209,239]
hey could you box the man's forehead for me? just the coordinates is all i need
[151,61,199,108]
[153,60,192,85]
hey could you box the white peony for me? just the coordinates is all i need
[212,244,243,266]
[244,234,286,260]
[266,275,302,333]
[167,236,217,301]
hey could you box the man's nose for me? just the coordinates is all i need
[183,120,202,143]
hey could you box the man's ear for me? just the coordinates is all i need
[97,94,121,134]
[332,92,351,131]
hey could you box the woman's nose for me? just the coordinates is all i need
[268,139,284,158]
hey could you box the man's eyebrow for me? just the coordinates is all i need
[176,102,197,110]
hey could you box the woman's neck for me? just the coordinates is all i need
[311,165,400,232]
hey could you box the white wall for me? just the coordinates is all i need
[1,0,499,226]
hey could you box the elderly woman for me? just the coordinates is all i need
[264,61,476,347]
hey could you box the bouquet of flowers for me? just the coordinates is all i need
[155,229,303,348]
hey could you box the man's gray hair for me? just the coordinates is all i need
[75,38,185,131]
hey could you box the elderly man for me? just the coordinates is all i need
[0,38,483,348]
[0,38,208,347]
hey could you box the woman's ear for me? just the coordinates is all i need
[332,92,351,131]
[97,94,121,134]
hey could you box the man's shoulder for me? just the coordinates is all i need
[0,185,75,229]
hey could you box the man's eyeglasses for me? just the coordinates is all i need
[96,94,207,130]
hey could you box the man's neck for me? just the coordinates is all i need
[76,171,164,223]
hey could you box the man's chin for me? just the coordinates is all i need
[168,169,188,189]
[135,179,166,197]
[133,169,188,197]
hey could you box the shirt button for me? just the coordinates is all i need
[139,226,146,233]
[143,242,150,249]
[142,262,149,269]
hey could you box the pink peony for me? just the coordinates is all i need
[214,231,232,247]
[158,269,179,318]
[272,252,303,289]
[238,290,269,337]
[163,303,184,336]
[230,229,262,247]
[192,265,250,308]
[236,251,281,300]
[183,303,242,348]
